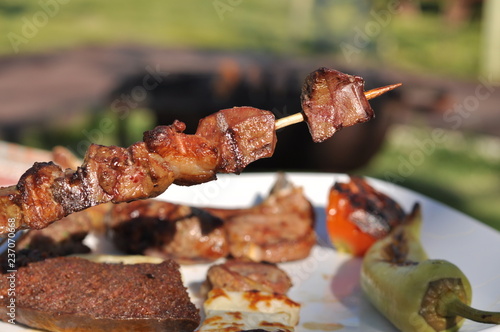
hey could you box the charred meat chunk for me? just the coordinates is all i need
[144,121,219,186]
[108,200,228,264]
[196,107,277,174]
[108,174,315,264]
[301,67,375,143]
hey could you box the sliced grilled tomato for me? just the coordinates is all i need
[326,176,406,256]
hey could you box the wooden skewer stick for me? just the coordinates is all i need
[274,83,402,130]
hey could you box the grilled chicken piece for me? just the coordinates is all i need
[206,173,316,263]
[204,259,293,295]
[108,200,228,264]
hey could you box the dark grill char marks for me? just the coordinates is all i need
[195,107,277,174]
[0,139,175,233]
[0,107,275,234]
[332,175,406,238]
[301,67,375,143]
[144,120,218,186]
[107,174,314,264]
[108,200,229,264]
[204,259,293,295]
[16,162,68,230]
[0,257,200,332]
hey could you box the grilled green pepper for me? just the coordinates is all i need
[361,203,500,332]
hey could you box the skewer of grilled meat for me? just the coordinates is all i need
[0,107,276,234]
[0,146,110,270]
[0,68,400,234]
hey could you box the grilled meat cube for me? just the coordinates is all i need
[144,121,219,186]
[301,67,375,143]
[195,107,277,174]
[15,162,69,230]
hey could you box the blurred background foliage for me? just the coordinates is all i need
[0,0,485,77]
[0,0,499,230]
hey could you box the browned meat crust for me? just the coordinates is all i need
[204,259,293,295]
[301,67,374,143]
[205,175,316,263]
[0,107,276,233]
[108,200,229,264]
[195,107,277,174]
[0,257,200,332]
[108,174,316,264]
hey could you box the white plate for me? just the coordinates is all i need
[3,172,500,332]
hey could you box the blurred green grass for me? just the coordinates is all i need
[355,125,500,231]
[0,0,482,78]
[377,14,481,79]
[0,1,294,55]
